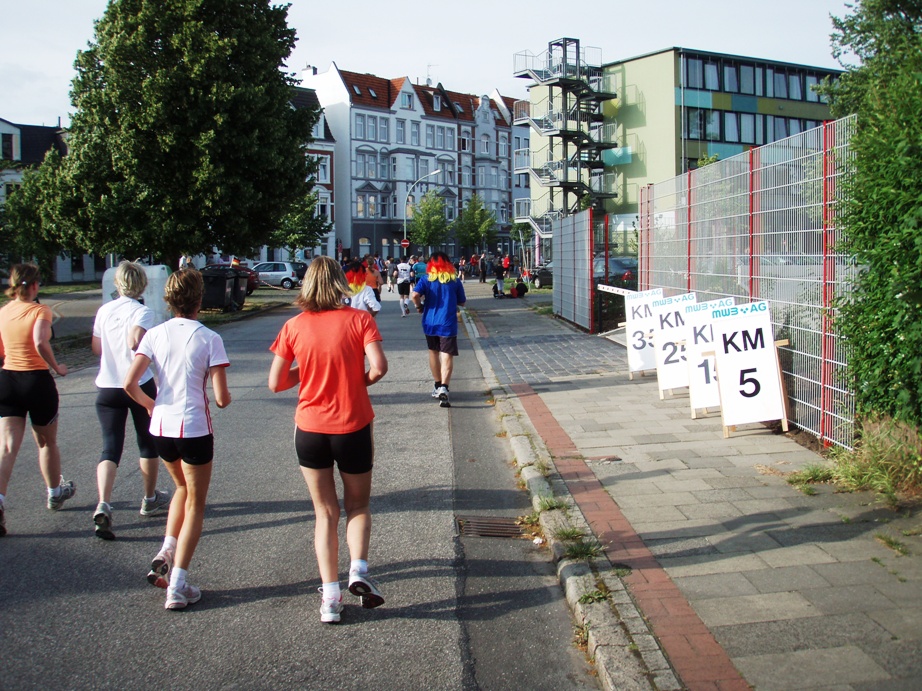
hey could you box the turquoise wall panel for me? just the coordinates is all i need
[707,142,745,159]
[731,94,758,113]
[675,88,712,108]
[602,146,633,167]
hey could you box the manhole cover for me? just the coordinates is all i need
[456,515,524,538]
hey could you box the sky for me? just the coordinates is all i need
[0,0,854,127]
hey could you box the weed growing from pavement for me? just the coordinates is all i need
[552,526,586,542]
[564,538,605,561]
[533,305,554,316]
[573,623,590,651]
[537,496,569,512]
[876,533,910,556]
[612,565,633,578]
[787,464,835,485]
[534,459,550,476]
[901,526,922,536]
[578,590,609,604]
[517,511,540,527]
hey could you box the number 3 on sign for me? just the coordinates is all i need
[632,330,653,351]
[739,368,761,398]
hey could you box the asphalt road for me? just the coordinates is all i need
[0,291,597,690]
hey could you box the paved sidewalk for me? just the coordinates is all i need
[465,281,922,691]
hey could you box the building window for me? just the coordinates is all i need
[411,122,420,146]
[478,166,485,187]
[460,131,471,152]
[445,161,456,185]
[426,125,434,148]
[740,113,755,144]
[686,58,703,89]
[316,154,330,183]
[447,128,455,150]
[774,71,788,99]
[401,93,414,109]
[355,153,366,178]
[379,156,388,179]
[740,65,755,94]
[704,62,719,90]
[316,192,331,220]
[392,196,398,217]
[724,113,739,143]
[806,75,819,102]
[499,135,508,156]
[379,119,389,142]
[366,153,376,179]
[723,64,738,93]
[406,194,415,217]
[499,203,507,222]
[368,195,377,218]
[434,94,441,111]
[788,74,803,100]
[356,194,365,218]
[420,158,430,178]
[685,108,703,139]
[359,237,371,256]
[480,135,491,154]
[355,114,365,139]
[445,202,454,221]
[396,120,406,144]
[462,166,472,187]
[755,67,765,96]
[368,116,377,142]
[705,110,720,141]
[436,127,445,149]
[765,68,774,97]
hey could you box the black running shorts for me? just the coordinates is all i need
[0,369,59,426]
[154,434,214,465]
[294,423,373,474]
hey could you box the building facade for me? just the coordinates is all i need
[301,63,521,261]
[514,40,840,254]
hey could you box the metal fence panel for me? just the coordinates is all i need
[553,211,592,329]
[638,115,857,448]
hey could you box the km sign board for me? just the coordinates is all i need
[624,288,663,375]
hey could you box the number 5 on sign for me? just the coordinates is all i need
[710,301,787,435]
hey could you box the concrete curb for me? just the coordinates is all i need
[461,306,681,691]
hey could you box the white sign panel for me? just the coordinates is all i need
[652,292,697,393]
[684,297,735,412]
[624,288,663,373]
[711,301,785,427]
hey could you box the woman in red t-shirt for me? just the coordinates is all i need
[268,256,388,623]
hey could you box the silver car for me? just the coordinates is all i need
[252,261,302,290]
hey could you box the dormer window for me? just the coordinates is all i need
[434,94,441,111]
[401,93,414,109]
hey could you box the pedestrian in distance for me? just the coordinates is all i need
[363,254,384,303]
[395,256,414,316]
[384,257,394,293]
[411,251,466,408]
[0,264,73,537]
[413,255,428,282]
[345,260,381,318]
[494,260,506,298]
[268,256,388,624]
[91,261,171,540]
[478,253,487,283]
[124,269,231,610]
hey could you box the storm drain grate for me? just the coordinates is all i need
[456,515,524,538]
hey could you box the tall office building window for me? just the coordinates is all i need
[765,68,774,97]
[788,74,803,100]
[705,62,719,90]
[755,67,764,96]
[686,108,704,139]
[705,111,721,141]
[774,71,788,99]
[724,113,739,143]
[686,58,703,88]
[740,65,755,94]
[724,65,738,93]
[806,75,819,102]
[740,113,755,144]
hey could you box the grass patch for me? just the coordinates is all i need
[517,511,541,527]
[787,464,835,485]
[578,590,609,604]
[1,281,99,306]
[827,417,922,505]
[534,459,550,477]
[532,305,554,316]
[876,532,910,556]
[537,496,569,512]
[564,538,605,561]
[552,526,586,542]
[573,623,590,651]
[612,564,633,578]
[198,300,286,327]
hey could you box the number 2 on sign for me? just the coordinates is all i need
[632,330,653,351]
[663,342,686,364]
[739,368,761,398]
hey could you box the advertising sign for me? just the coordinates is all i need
[651,292,697,395]
[683,297,735,415]
[711,301,786,431]
[624,288,663,375]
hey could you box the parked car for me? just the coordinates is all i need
[202,263,258,295]
[531,262,554,289]
[252,261,303,289]
[593,256,638,289]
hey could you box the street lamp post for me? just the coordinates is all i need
[403,169,442,241]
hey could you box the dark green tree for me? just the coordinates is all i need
[824,0,922,426]
[450,194,495,252]
[408,190,449,248]
[269,190,332,256]
[30,0,317,268]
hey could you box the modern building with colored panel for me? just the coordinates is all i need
[514,40,840,247]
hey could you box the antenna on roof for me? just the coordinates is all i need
[426,63,438,87]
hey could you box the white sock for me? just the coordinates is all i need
[144,493,157,502]
[170,566,187,588]
[350,559,368,575]
[162,536,178,552]
[48,484,61,498]
[322,582,341,601]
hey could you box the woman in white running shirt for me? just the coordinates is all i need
[124,269,231,610]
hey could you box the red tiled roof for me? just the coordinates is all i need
[338,69,398,110]
[411,84,456,121]
[439,88,477,123]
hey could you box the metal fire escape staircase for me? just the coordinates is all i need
[512,38,618,237]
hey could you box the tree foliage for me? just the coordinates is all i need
[408,191,449,248]
[269,191,332,255]
[13,0,317,268]
[825,0,922,426]
[451,194,495,251]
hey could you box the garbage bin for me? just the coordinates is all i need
[200,268,235,311]
[231,270,248,309]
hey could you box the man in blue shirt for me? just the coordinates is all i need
[413,256,428,281]
[411,252,466,408]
